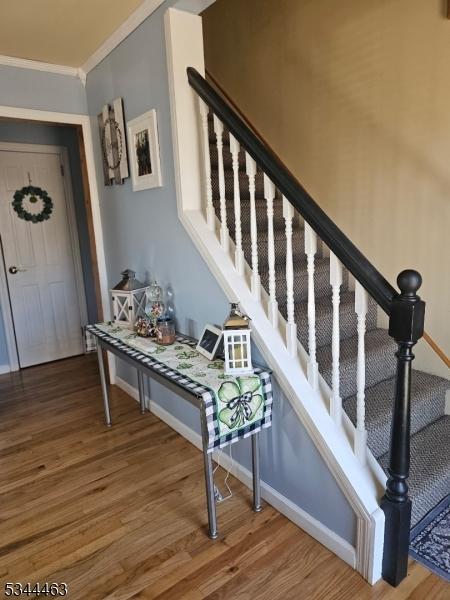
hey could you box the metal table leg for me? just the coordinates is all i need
[145,375,151,413]
[201,406,218,539]
[137,369,146,414]
[252,432,262,512]
[96,344,111,427]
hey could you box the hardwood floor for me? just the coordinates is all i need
[0,355,448,599]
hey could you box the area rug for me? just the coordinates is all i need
[410,494,450,581]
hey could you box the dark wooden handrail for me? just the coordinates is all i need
[188,66,397,314]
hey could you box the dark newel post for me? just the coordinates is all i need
[380,270,425,587]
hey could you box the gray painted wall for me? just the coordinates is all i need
[85,2,357,545]
[0,121,98,366]
[0,65,87,114]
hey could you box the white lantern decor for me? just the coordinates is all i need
[223,303,253,375]
[110,269,149,327]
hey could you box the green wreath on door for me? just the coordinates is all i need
[12,186,53,224]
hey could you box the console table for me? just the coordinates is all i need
[87,323,273,539]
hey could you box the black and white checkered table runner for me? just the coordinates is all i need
[87,324,273,452]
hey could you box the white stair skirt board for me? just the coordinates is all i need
[164,7,383,584]
[115,375,356,569]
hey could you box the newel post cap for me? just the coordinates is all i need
[397,270,422,299]
[389,270,425,344]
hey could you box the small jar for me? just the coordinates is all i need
[156,317,176,345]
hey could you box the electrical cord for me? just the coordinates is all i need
[213,445,233,503]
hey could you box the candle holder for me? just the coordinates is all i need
[110,269,149,327]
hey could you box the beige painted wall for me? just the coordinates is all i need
[203,0,450,376]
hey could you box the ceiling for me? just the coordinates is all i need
[0,0,147,67]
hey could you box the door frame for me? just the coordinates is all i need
[0,107,111,375]
[0,142,89,369]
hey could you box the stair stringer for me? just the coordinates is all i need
[183,209,385,584]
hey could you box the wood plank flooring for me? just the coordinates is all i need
[0,355,448,599]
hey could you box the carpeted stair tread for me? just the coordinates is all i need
[288,291,377,351]
[210,145,247,171]
[344,371,449,459]
[224,202,293,235]
[317,328,397,400]
[241,226,325,268]
[379,416,450,526]
[260,255,349,304]
[212,185,287,235]
[212,169,273,202]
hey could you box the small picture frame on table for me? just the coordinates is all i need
[196,325,223,360]
[127,109,162,191]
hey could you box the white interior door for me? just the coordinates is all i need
[0,148,84,367]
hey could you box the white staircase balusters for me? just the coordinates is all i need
[283,197,297,356]
[305,222,319,390]
[329,252,343,426]
[213,115,229,253]
[198,99,215,230]
[229,133,244,275]
[202,107,369,463]
[355,281,368,466]
[264,175,278,328]
[246,154,261,299]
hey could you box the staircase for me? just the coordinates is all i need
[184,63,450,585]
[209,122,450,529]
[163,15,449,584]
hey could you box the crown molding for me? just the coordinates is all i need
[77,68,87,86]
[0,54,79,78]
[80,0,166,78]
[0,0,166,85]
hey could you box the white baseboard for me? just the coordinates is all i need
[114,375,356,569]
[0,364,10,375]
[115,375,140,401]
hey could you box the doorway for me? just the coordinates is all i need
[0,116,105,372]
[0,142,88,367]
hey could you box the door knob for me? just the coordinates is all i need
[9,266,26,275]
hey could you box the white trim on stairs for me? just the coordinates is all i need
[185,210,385,583]
[115,374,357,570]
